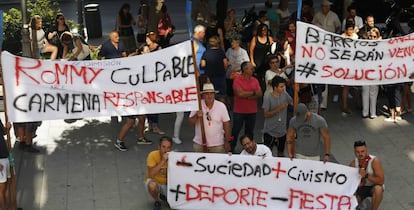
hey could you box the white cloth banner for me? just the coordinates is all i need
[0,41,198,122]
[295,21,414,86]
[168,152,360,210]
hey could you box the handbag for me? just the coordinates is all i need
[49,34,60,46]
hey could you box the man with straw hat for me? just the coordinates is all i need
[189,83,231,153]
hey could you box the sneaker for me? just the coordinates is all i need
[114,141,128,151]
[24,145,40,153]
[396,116,402,121]
[159,193,167,202]
[341,110,351,117]
[137,137,153,145]
[152,127,166,135]
[332,95,339,102]
[172,137,182,145]
[153,201,161,210]
[384,117,395,122]
[369,115,377,119]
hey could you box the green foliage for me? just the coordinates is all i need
[2,8,23,54]
[26,0,61,30]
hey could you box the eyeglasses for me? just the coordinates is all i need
[354,140,366,147]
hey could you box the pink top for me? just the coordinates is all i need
[190,100,230,147]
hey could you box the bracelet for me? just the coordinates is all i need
[324,153,330,157]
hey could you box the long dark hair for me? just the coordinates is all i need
[118,3,133,25]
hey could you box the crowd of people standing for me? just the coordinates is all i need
[5,1,405,209]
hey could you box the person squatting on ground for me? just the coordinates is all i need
[349,140,384,210]
[144,136,172,210]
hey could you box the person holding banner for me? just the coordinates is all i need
[350,141,384,210]
[286,103,331,162]
[240,134,272,157]
[144,136,172,210]
[188,83,231,153]
[361,28,381,119]
[312,0,341,110]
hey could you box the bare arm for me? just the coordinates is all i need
[188,111,202,125]
[218,28,225,51]
[286,128,296,159]
[249,37,256,66]
[320,128,331,163]
[223,120,231,152]
[148,153,168,178]
[367,158,385,185]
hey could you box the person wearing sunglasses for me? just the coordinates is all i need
[349,141,384,210]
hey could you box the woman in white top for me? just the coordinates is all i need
[29,15,58,60]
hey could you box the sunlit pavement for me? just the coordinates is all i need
[2,1,414,210]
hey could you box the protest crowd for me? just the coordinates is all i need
[5,0,414,209]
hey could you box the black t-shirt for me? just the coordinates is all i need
[201,48,227,77]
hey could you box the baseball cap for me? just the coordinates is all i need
[295,103,308,123]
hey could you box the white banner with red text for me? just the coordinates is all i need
[295,21,414,86]
[167,152,360,210]
[0,41,197,122]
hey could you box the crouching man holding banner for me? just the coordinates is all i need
[350,140,384,210]
[144,136,172,210]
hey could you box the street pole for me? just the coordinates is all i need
[21,0,31,57]
[77,0,85,37]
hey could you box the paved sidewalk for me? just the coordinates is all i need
[3,92,414,210]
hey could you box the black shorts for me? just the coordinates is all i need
[263,133,286,153]
[356,185,373,201]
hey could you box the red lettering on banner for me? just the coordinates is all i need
[388,46,414,58]
[14,57,104,86]
[103,86,197,108]
[185,184,267,207]
[321,64,407,81]
[271,161,287,179]
[288,188,352,210]
[301,46,326,60]
[388,34,414,44]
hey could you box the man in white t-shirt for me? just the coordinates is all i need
[240,135,272,157]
